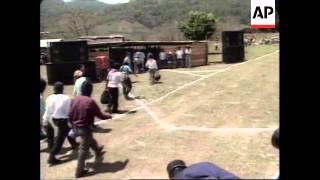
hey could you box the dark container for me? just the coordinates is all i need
[49,40,88,63]
[222,31,245,63]
[46,61,97,85]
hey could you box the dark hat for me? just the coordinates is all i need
[167,160,187,179]
[272,128,279,149]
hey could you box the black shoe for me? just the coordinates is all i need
[48,158,62,166]
[75,169,89,178]
[97,145,104,155]
[95,145,105,163]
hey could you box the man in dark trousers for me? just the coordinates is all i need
[69,80,112,178]
[43,82,79,166]
[106,62,122,113]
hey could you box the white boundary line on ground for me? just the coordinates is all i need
[146,50,279,106]
[133,96,276,132]
[96,50,279,130]
[161,69,204,77]
[164,69,223,73]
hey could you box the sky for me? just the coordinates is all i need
[63,0,130,4]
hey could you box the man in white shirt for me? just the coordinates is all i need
[159,50,167,69]
[73,68,88,96]
[145,53,158,85]
[184,46,192,68]
[176,47,185,68]
[106,63,122,113]
[43,82,78,166]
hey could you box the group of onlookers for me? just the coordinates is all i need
[41,71,112,178]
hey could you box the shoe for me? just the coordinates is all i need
[65,149,77,156]
[75,169,89,178]
[48,158,62,166]
[97,145,104,155]
[95,145,105,163]
[105,108,112,113]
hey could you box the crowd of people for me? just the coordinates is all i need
[40,75,112,178]
[40,47,279,179]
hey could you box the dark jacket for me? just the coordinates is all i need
[69,96,111,127]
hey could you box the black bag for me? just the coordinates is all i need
[154,70,161,81]
[100,90,111,104]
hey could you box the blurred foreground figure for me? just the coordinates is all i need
[40,78,47,140]
[167,160,240,179]
[167,128,280,179]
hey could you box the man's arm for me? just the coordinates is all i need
[90,100,112,120]
[73,81,78,96]
[42,96,52,125]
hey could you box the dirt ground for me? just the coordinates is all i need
[40,44,279,179]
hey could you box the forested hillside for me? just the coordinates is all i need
[40,0,251,40]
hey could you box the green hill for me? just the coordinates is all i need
[40,0,251,40]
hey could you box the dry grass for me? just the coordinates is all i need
[40,44,279,179]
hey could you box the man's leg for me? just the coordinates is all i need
[107,87,113,112]
[65,122,78,150]
[152,69,156,84]
[112,88,119,112]
[44,123,54,151]
[188,56,192,68]
[75,127,90,178]
[48,119,68,164]
[89,136,104,162]
[149,70,153,84]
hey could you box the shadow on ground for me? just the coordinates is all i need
[86,159,129,176]
[40,146,72,154]
[93,127,112,133]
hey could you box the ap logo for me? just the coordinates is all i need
[251,0,275,28]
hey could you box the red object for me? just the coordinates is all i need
[250,25,276,28]
[94,56,109,70]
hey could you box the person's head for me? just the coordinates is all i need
[167,160,187,179]
[81,80,93,97]
[147,53,154,59]
[177,47,181,50]
[272,128,279,149]
[81,66,88,77]
[126,52,130,57]
[78,64,85,71]
[40,78,47,94]
[53,81,64,94]
[111,62,121,70]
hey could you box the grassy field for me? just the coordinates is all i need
[40,44,279,179]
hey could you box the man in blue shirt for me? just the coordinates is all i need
[119,62,135,100]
